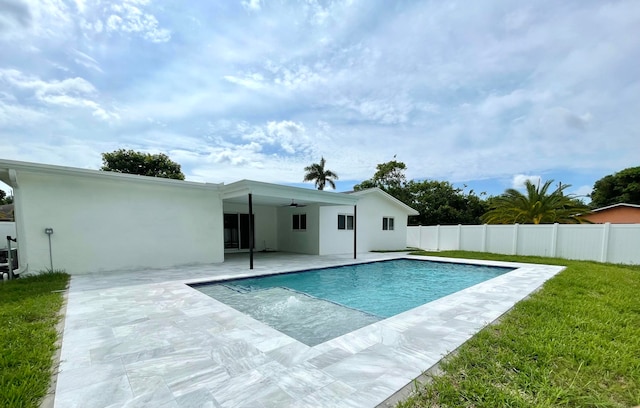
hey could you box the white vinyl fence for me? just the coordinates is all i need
[407,223,640,264]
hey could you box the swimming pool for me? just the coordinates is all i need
[193,259,513,346]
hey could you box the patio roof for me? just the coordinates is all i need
[222,179,358,207]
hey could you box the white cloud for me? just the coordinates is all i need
[231,120,314,156]
[0,69,95,97]
[0,69,117,121]
[265,120,308,154]
[339,97,413,125]
[73,0,86,14]
[106,2,171,42]
[15,0,73,39]
[477,89,551,117]
[0,99,48,126]
[272,64,326,91]
[70,49,103,73]
[572,184,593,200]
[223,73,265,90]
[210,142,263,166]
[512,174,541,189]
[241,0,261,12]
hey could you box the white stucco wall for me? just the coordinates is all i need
[222,203,278,252]
[318,192,414,255]
[351,193,412,252]
[277,205,320,254]
[14,170,223,274]
[319,206,355,255]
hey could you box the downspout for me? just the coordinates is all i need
[8,169,28,275]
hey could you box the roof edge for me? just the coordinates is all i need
[223,179,358,205]
[591,202,640,212]
[349,187,419,215]
[0,159,223,191]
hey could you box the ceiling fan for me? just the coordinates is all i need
[286,199,307,208]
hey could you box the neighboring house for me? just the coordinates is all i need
[0,159,418,275]
[581,203,640,224]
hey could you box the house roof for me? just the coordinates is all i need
[348,188,420,215]
[0,159,223,191]
[0,159,418,212]
[590,203,640,212]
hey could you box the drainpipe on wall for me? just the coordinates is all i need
[7,169,28,276]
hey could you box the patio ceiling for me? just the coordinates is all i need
[222,180,358,207]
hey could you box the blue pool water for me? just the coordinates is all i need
[193,259,513,346]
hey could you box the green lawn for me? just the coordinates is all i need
[0,272,69,408]
[399,251,640,408]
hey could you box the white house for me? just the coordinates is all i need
[0,159,418,275]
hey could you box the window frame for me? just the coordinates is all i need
[292,213,307,231]
[337,214,354,230]
[382,216,395,231]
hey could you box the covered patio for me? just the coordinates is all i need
[222,180,359,268]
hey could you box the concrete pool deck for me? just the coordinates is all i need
[52,252,564,407]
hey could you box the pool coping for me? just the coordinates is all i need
[189,257,522,348]
[53,253,564,407]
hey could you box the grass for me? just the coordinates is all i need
[398,251,640,408]
[0,271,70,408]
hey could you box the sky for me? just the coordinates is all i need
[1,0,639,201]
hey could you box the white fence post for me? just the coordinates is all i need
[456,224,462,250]
[600,223,611,263]
[481,224,487,252]
[550,223,558,257]
[512,224,519,255]
[418,224,423,250]
[435,225,440,251]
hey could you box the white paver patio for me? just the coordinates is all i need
[52,252,564,407]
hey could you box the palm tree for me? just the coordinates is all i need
[303,157,339,190]
[481,179,590,224]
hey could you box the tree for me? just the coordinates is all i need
[101,149,185,180]
[590,166,640,207]
[354,159,408,200]
[354,160,407,190]
[406,180,488,225]
[481,179,590,224]
[303,157,339,190]
[0,189,13,205]
[354,160,488,225]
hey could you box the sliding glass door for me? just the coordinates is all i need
[224,213,254,249]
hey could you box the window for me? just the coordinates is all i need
[382,217,394,231]
[293,213,307,230]
[338,214,354,230]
